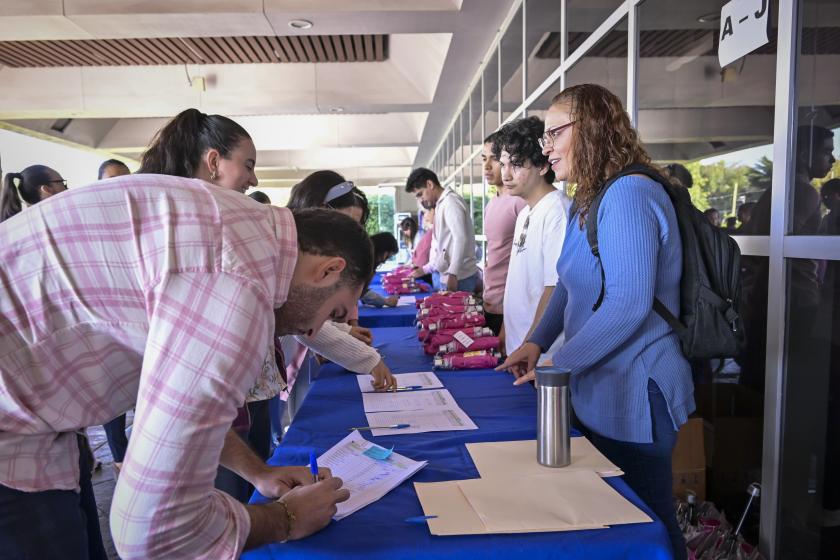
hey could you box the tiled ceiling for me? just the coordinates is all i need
[0,34,389,67]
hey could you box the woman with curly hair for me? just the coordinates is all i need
[499,84,693,560]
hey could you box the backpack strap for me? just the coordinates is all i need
[584,163,653,312]
[586,189,607,312]
[652,297,685,334]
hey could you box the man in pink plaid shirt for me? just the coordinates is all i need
[0,174,371,558]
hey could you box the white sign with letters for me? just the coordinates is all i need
[718,0,770,68]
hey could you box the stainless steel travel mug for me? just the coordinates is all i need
[536,366,571,468]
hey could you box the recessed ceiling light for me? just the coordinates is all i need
[329,106,344,113]
[288,19,313,30]
[697,12,720,23]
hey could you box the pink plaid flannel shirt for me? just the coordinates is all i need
[0,174,297,558]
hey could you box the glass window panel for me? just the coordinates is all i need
[453,114,461,169]
[484,49,501,137]
[636,1,779,550]
[693,254,768,547]
[471,80,484,146]
[448,127,457,180]
[565,16,627,106]
[443,135,450,180]
[460,104,471,167]
[792,0,840,236]
[528,16,627,124]
[500,6,525,122]
[637,0,777,235]
[567,0,625,58]
[360,186,395,236]
[779,257,840,558]
[469,156,486,237]
[525,0,564,98]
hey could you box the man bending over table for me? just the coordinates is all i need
[0,175,369,558]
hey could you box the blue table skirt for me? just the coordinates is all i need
[245,327,672,560]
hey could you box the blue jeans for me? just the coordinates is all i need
[577,380,687,560]
[432,271,479,293]
[0,434,108,560]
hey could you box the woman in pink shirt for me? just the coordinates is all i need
[411,207,435,285]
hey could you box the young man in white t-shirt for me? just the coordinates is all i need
[497,117,572,362]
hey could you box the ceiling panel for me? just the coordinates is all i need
[0,34,389,67]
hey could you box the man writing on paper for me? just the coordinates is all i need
[496,117,571,364]
[0,175,362,559]
[406,168,480,293]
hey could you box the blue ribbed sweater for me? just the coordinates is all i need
[530,175,695,443]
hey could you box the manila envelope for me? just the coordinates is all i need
[466,438,623,479]
[415,470,650,536]
[456,471,651,533]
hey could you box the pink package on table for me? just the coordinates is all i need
[418,312,485,332]
[423,326,494,346]
[387,284,421,295]
[433,350,502,370]
[418,304,482,318]
[418,292,480,308]
[437,335,500,355]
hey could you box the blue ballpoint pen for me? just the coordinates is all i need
[349,424,411,431]
[309,451,318,483]
[395,385,424,391]
[405,515,438,523]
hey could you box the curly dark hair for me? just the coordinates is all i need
[491,116,555,184]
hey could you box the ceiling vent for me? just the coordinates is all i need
[0,34,388,67]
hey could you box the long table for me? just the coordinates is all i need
[245,326,673,560]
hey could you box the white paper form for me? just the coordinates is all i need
[365,407,478,436]
[319,430,427,520]
[356,371,443,393]
[362,388,457,413]
[397,295,416,307]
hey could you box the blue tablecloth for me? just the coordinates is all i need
[245,327,673,560]
[358,291,430,328]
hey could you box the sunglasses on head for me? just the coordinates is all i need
[324,181,356,204]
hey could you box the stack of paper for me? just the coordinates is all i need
[356,371,443,393]
[414,470,651,535]
[396,295,416,306]
[365,408,478,436]
[465,438,623,478]
[319,430,427,520]
[359,384,478,436]
[362,387,457,412]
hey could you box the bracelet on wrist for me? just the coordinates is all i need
[277,498,296,542]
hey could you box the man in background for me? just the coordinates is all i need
[482,131,527,336]
[406,168,479,292]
